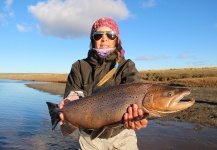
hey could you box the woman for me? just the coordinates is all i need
[58,17,148,150]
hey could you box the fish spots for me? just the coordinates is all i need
[129,95,138,99]
[98,104,104,108]
[153,88,160,92]
[120,95,125,99]
[111,107,121,113]
[105,112,109,116]
[143,93,154,108]
[118,108,123,112]
[88,101,97,107]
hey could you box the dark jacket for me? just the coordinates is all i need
[64,49,140,98]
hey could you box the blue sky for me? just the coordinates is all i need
[0,0,216,73]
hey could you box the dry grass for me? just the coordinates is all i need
[0,73,68,83]
[140,67,217,87]
[1,67,217,87]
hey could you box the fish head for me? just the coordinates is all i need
[142,84,195,116]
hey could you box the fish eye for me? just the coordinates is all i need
[167,92,173,97]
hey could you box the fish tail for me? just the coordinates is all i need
[46,102,61,130]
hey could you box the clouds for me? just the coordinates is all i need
[135,55,170,61]
[142,0,156,8]
[5,0,13,8]
[16,24,32,32]
[28,0,130,38]
[135,53,191,61]
[177,53,191,59]
[0,0,15,26]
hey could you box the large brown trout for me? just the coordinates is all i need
[46,82,195,139]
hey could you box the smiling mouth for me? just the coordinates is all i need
[100,45,109,48]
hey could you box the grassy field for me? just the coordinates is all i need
[0,67,217,87]
[139,67,217,87]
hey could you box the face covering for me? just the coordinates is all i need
[93,48,116,58]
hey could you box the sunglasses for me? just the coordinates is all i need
[93,31,117,41]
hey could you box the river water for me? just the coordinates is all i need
[0,79,80,150]
[0,79,216,150]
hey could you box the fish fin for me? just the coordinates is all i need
[61,120,78,136]
[90,127,107,140]
[98,128,113,139]
[91,124,123,139]
[98,123,124,139]
[46,102,61,130]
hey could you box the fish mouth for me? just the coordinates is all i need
[165,90,195,112]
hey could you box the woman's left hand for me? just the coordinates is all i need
[123,104,148,130]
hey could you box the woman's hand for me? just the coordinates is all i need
[123,104,148,130]
[58,95,79,125]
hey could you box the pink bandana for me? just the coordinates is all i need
[93,48,116,58]
[90,17,119,37]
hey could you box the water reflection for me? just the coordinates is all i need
[0,80,79,150]
[136,120,217,150]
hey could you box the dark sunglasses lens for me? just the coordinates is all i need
[93,34,103,41]
[93,31,117,40]
[107,34,116,40]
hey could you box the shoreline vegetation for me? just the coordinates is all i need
[0,67,217,87]
[0,67,217,128]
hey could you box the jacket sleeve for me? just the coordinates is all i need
[120,59,140,84]
[64,61,85,98]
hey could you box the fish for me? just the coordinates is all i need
[46,82,195,140]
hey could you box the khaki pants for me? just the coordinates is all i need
[78,129,138,150]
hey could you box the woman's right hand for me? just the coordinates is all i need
[58,95,79,125]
